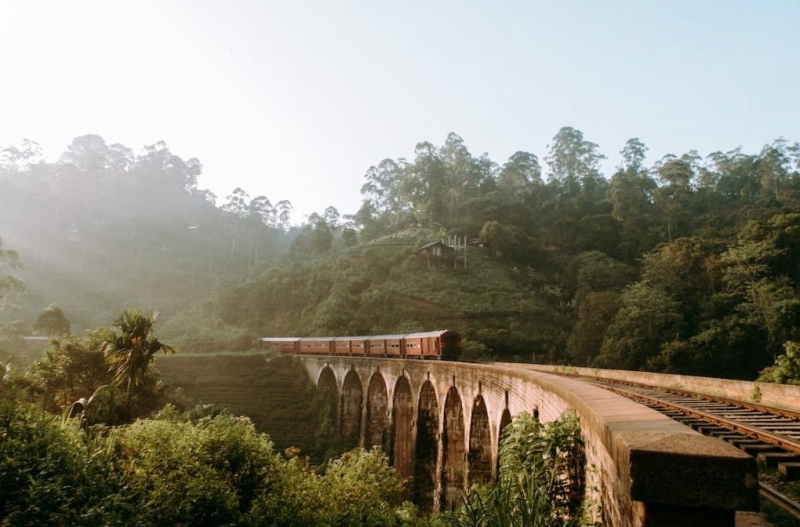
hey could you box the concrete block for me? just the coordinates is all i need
[778,461,800,479]
[757,451,800,467]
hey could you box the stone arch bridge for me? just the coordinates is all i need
[300,356,759,527]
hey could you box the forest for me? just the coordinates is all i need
[2,129,800,526]
[0,305,592,525]
[2,128,800,382]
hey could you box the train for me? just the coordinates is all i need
[262,330,462,360]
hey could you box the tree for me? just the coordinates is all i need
[360,158,411,225]
[607,158,659,261]
[222,187,250,219]
[545,126,606,195]
[641,236,726,323]
[757,138,791,200]
[440,133,496,225]
[289,213,334,259]
[758,341,800,385]
[406,141,448,226]
[498,151,543,203]
[1,139,43,173]
[103,309,175,396]
[479,221,538,262]
[317,448,404,526]
[567,250,635,305]
[596,282,684,370]
[33,304,71,336]
[707,148,760,204]
[618,138,648,173]
[567,291,622,366]
[59,134,115,173]
[26,330,114,413]
[720,215,800,363]
[447,411,589,527]
[135,140,202,192]
[0,236,24,312]
[275,200,293,230]
[652,154,695,241]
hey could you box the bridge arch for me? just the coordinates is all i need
[296,356,760,527]
[391,375,414,494]
[365,372,390,452]
[468,393,492,487]
[414,379,440,512]
[498,407,512,441]
[341,370,363,450]
[441,385,466,511]
[317,367,339,428]
[496,406,512,474]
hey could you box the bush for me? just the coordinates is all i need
[445,410,596,527]
[0,393,429,527]
[109,412,281,526]
[0,396,122,526]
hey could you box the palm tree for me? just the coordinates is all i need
[103,308,175,406]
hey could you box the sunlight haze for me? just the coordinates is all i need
[2,0,798,222]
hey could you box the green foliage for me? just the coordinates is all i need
[0,320,33,365]
[595,282,684,370]
[566,251,635,304]
[445,410,595,527]
[157,309,260,353]
[758,341,800,385]
[20,311,176,425]
[317,448,405,526]
[4,130,800,379]
[33,303,71,336]
[103,308,176,393]
[25,330,114,412]
[460,338,493,362]
[0,388,422,527]
[0,395,121,526]
[0,236,24,312]
[0,136,295,332]
[567,291,621,366]
[111,413,278,526]
[25,339,150,426]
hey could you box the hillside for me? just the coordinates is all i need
[215,230,570,361]
[3,131,800,382]
[156,353,323,456]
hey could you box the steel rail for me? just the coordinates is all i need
[759,482,800,520]
[597,383,800,457]
[520,367,800,520]
[547,369,800,422]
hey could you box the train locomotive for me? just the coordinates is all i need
[262,330,462,360]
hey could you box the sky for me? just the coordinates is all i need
[1,0,799,223]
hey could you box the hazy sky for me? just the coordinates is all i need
[2,1,799,222]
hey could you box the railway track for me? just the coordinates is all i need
[577,376,800,521]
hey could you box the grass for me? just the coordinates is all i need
[156,353,320,455]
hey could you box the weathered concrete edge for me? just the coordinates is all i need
[481,363,760,511]
[523,363,800,412]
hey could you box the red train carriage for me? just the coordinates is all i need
[403,330,461,360]
[262,330,461,360]
[261,337,300,354]
[334,336,368,356]
[367,335,404,357]
[297,337,334,355]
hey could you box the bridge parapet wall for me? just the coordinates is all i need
[299,357,758,527]
[524,364,800,411]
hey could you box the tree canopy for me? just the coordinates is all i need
[3,129,800,380]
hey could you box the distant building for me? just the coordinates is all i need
[417,241,455,268]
